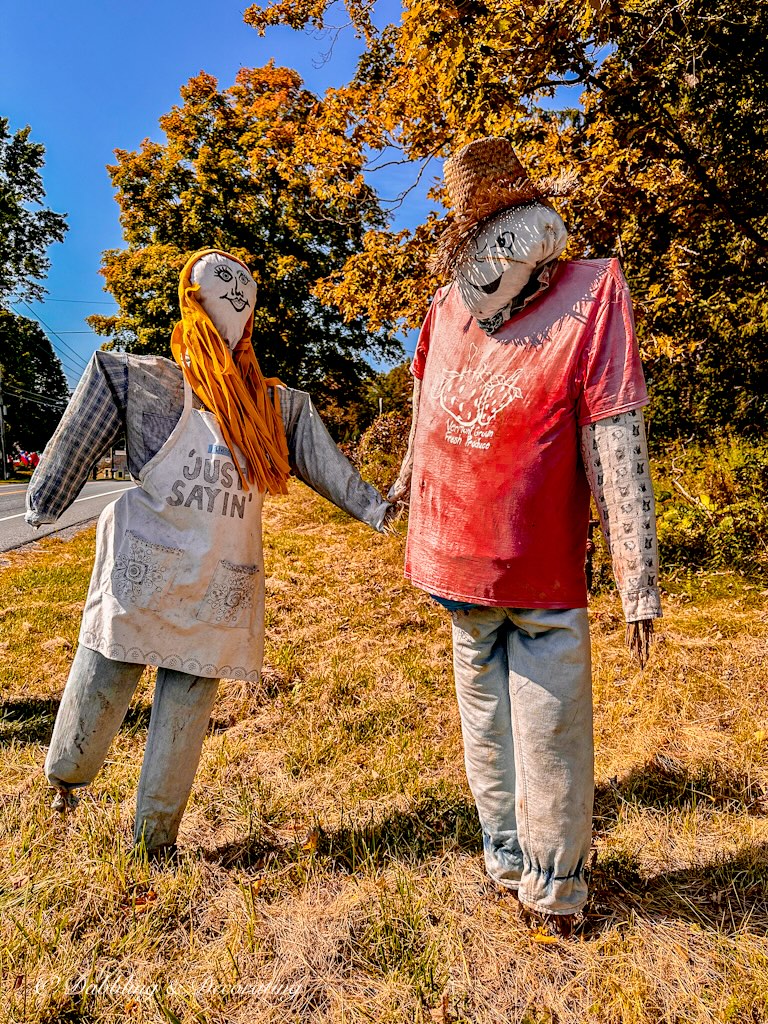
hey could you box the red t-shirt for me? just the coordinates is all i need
[405,258,648,608]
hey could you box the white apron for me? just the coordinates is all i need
[80,380,265,681]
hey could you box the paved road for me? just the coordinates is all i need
[0,480,135,553]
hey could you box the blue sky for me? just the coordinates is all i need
[1,0,429,387]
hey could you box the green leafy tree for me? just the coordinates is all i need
[0,117,68,304]
[88,66,403,425]
[366,361,413,420]
[0,310,69,455]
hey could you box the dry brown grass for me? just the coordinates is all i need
[1,482,768,1023]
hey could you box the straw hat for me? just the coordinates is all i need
[430,137,577,278]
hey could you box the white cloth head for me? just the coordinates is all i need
[455,202,568,332]
[190,252,258,350]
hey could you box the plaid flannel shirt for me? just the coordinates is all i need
[26,352,389,532]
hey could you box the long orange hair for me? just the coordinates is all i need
[170,248,290,495]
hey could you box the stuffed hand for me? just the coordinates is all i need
[626,619,655,667]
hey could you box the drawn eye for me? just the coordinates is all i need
[238,272,249,285]
[214,265,233,282]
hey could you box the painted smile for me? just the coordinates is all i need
[458,270,503,295]
[222,293,249,312]
[478,275,503,295]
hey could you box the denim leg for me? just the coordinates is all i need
[451,607,524,889]
[507,608,594,915]
[45,645,144,792]
[134,669,219,850]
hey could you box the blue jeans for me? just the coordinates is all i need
[45,644,219,850]
[450,606,593,915]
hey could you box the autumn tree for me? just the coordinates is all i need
[0,117,68,304]
[89,66,402,429]
[547,0,768,437]
[0,310,69,454]
[245,0,768,438]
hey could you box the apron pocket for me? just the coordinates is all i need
[109,529,184,611]
[197,560,258,628]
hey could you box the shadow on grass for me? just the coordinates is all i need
[582,753,768,937]
[205,791,481,873]
[0,696,155,746]
[207,759,768,939]
[0,696,59,746]
[0,693,237,747]
[586,841,768,938]
[594,752,768,826]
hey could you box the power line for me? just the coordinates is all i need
[2,339,84,381]
[58,357,87,379]
[5,382,68,402]
[5,382,69,403]
[36,297,116,305]
[13,302,90,372]
[27,348,85,381]
[21,304,90,370]
[4,387,67,410]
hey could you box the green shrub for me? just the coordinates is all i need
[652,436,768,576]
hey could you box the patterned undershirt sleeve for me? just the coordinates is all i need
[579,409,662,622]
[388,378,422,500]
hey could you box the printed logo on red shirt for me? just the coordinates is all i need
[432,344,523,451]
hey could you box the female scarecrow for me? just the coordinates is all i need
[27,248,391,854]
[391,139,662,936]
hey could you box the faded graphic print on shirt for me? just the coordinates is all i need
[432,343,523,452]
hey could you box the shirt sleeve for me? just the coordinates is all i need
[577,260,649,426]
[411,289,443,380]
[25,353,125,526]
[278,388,391,531]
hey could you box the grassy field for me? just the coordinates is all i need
[2,480,768,1023]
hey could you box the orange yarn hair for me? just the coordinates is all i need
[170,248,291,495]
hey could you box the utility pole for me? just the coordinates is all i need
[0,365,6,481]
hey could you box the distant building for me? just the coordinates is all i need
[97,448,128,479]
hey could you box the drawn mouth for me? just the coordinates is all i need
[458,271,503,295]
[222,294,249,312]
[478,275,502,295]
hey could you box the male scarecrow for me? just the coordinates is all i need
[390,139,661,935]
[27,248,392,854]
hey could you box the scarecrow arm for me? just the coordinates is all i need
[388,378,422,502]
[580,409,661,660]
[26,353,123,526]
[279,388,391,532]
[26,357,393,534]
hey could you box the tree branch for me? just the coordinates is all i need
[585,71,768,254]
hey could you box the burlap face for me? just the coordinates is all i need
[190,253,258,350]
[455,203,568,327]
